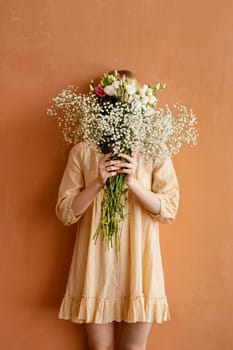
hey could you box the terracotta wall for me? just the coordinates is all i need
[1,1,232,349]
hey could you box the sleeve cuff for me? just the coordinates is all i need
[147,194,176,224]
[55,195,83,226]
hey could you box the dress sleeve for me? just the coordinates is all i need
[148,156,180,224]
[55,144,85,226]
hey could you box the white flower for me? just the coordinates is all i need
[133,94,140,102]
[134,101,142,109]
[139,90,146,97]
[149,95,157,104]
[139,84,149,96]
[104,85,117,96]
[144,106,155,117]
[141,96,149,105]
[112,80,120,89]
[146,88,153,96]
[126,84,136,95]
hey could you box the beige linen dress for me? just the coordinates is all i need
[56,141,179,324]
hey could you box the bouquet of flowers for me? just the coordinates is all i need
[47,70,198,254]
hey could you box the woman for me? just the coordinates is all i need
[55,70,180,350]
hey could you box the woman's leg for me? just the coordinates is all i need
[118,321,153,350]
[85,322,115,350]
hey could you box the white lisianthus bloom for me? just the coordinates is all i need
[139,90,146,97]
[141,95,149,105]
[133,94,140,101]
[144,106,155,117]
[112,80,120,89]
[126,84,136,95]
[149,95,157,104]
[134,101,142,109]
[104,85,117,96]
[146,88,153,96]
[139,84,149,96]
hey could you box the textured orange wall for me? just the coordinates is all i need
[1,1,232,349]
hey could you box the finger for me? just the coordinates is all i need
[106,171,117,178]
[118,162,134,169]
[100,152,113,162]
[105,159,122,167]
[99,156,114,169]
[118,153,134,163]
[106,165,122,172]
[118,161,137,171]
[117,168,132,175]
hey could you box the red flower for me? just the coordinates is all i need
[94,86,106,97]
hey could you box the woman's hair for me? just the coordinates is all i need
[108,69,136,79]
[108,69,140,88]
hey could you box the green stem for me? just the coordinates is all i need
[93,150,131,257]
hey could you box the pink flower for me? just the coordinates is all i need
[94,86,106,97]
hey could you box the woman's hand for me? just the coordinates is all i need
[97,152,122,185]
[117,152,161,216]
[71,153,122,219]
[117,152,137,186]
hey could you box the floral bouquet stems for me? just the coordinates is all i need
[93,150,130,256]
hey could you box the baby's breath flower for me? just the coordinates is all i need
[46,72,199,254]
[46,82,198,165]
